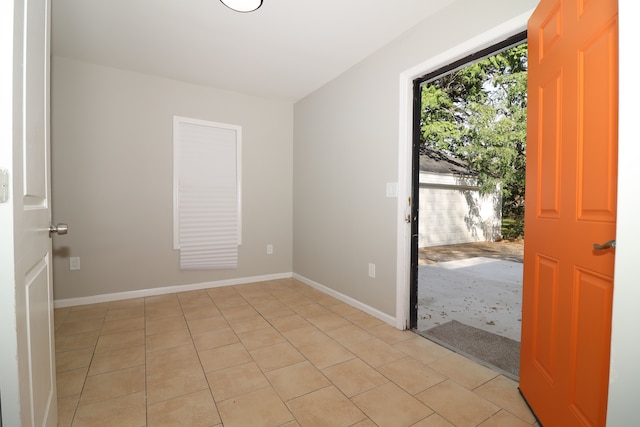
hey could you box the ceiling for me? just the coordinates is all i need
[51,0,457,102]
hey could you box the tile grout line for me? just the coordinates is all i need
[55,280,535,426]
[177,291,225,426]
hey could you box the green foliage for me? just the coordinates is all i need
[420,43,528,222]
[501,217,525,240]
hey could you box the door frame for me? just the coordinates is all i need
[395,10,533,330]
[0,1,21,425]
[407,31,527,330]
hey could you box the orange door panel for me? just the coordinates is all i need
[520,0,618,425]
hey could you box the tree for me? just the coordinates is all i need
[420,43,527,237]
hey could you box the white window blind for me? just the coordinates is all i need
[173,117,242,269]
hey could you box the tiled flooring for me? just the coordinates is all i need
[55,278,537,427]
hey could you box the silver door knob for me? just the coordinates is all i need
[49,223,68,237]
[593,239,616,250]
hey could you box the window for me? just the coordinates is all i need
[173,116,242,269]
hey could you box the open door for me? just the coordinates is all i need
[0,0,58,426]
[519,0,618,425]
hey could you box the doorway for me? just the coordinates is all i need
[409,33,527,379]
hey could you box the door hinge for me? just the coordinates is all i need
[0,169,9,203]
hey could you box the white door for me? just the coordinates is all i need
[0,0,58,426]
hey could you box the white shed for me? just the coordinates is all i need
[418,149,502,247]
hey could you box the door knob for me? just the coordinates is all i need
[593,239,616,250]
[49,223,68,237]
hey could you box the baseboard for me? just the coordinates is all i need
[292,273,396,327]
[54,272,293,308]
[55,272,398,330]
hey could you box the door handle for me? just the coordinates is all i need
[49,223,68,237]
[593,239,616,250]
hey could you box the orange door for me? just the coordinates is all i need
[520,0,618,426]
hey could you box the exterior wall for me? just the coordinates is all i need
[418,173,502,247]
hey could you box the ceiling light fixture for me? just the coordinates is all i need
[220,0,262,13]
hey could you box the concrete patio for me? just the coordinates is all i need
[417,257,524,342]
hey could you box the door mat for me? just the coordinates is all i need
[419,320,520,380]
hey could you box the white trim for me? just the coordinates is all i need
[293,273,396,327]
[54,272,292,308]
[56,271,397,329]
[395,10,533,330]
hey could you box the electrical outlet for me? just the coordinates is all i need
[368,263,376,278]
[70,257,80,271]
[267,244,273,255]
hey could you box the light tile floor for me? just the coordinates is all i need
[55,278,538,427]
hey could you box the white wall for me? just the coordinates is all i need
[293,0,537,317]
[51,57,293,301]
[606,0,640,423]
[418,173,502,247]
